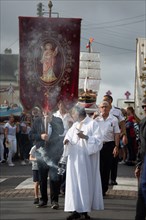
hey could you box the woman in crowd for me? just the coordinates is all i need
[4,114,19,166]
[19,113,32,165]
[119,108,128,164]
[126,106,140,165]
[0,122,5,163]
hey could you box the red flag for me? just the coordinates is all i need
[86,44,90,48]
[19,17,81,111]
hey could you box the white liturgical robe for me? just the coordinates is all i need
[64,116,104,213]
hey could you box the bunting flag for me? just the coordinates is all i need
[19,17,81,111]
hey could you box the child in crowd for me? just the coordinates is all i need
[29,145,40,204]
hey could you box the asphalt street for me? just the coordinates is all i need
[0,160,138,220]
[1,197,136,220]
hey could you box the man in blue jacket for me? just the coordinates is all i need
[135,98,146,220]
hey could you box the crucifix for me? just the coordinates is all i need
[125,91,131,100]
[106,90,112,96]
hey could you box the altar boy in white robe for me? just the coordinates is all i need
[63,106,104,220]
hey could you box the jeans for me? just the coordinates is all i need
[135,188,146,220]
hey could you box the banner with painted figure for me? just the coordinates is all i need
[19,17,81,111]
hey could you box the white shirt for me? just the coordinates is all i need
[110,106,124,123]
[44,117,52,138]
[4,122,16,136]
[47,123,52,138]
[29,145,38,170]
[53,110,73,135]
[95,114,120,142]
[20,122,31,134]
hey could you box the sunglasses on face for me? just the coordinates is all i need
[142,105,146,109]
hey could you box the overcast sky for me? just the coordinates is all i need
[0,0,146,105]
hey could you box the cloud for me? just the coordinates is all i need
[101,53,136,85]
[0,0,145,106]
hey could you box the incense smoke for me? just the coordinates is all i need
[36,147,58,169]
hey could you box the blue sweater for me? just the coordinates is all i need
[141,155,146,205]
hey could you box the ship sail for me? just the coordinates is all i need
[78,49,101,108]
[79,52,101,90]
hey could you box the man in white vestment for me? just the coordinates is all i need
[63,106,104,220]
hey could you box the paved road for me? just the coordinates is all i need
[1,197,136,220]
[0,160,138,220]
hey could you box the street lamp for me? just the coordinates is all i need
[41,0,59,17]
[48,1,53,18]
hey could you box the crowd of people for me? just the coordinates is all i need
[0,106,42,166]
[0,96,146,220]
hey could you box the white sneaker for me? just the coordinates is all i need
[8,163,15,167]
[21,160,26,165]
[119,160,125,165]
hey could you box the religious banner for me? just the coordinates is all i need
[19,17,81,111]
[134,38,146,119]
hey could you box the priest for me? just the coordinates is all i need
[63,105,104,220]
